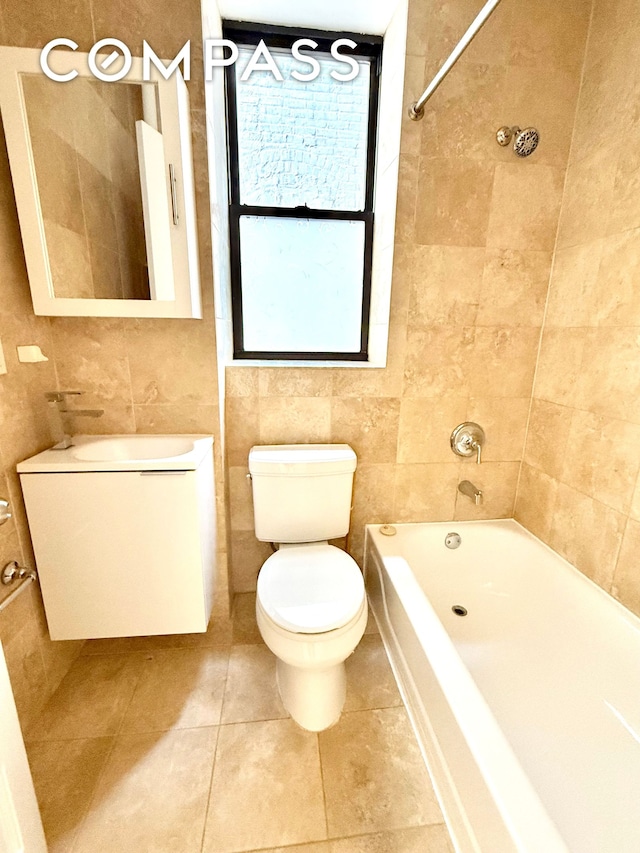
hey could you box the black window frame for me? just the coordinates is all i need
[223,22,382,361]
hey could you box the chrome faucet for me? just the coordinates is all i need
[458,480,483,506]
[44,391,104,449]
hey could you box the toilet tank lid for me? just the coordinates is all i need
[249,444,356,476]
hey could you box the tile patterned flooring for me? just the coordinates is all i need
[24,594,454,853]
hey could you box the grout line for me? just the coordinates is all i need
[316,730,331,842]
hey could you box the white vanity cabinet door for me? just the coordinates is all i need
[20,465,215,640]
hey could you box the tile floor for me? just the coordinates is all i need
[24,594,454,853]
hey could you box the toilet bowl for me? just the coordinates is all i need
[256,542,367,731]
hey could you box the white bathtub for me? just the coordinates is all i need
[364,519,640,853]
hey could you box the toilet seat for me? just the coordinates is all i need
[257,544,365,634]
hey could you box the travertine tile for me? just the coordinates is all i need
[26,654,145,741]
[549,484,626,591]
[592,229,640,327]
[397,397,467,463]
[330,398,401,464]
[486,164,564,251]
[26,737,113,853]
[514,464,559,543]
[508,0,590,72]
[203,718,326,853]
[232,593,262,645]
[453,461,520,521]
[611,519,640,617]
[544,241,603,328]
[405,245,484,327]
[414,158,495,247]
[230,530,272,593]
[576,328,640,423]
[133,403,219,435]
[245,846,329,853]
[421,63,506,162]
[523,399,573,481]
[330,825,454,853]
[478,249,551,327]
[258,368,333,398]
[501,65,581,167]
[533,328,588,408]
[560,412,640,513]
[121,647,229,732]
[351,463,397,530]
[221,644,286,724]
[393,463,460,522]
[125,319,218,406]
[344,635,402,713]
[228,466,255,532]
[466,397,530,462]
[556,148,618,249]
[394,154,419,244]
[319,707,442,837]
[226,396,260,467]
[72,728,217,853]
[225,367,259,398]
[425,0,513,67]
[259,397,332,445]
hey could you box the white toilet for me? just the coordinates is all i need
[249,444,367,732]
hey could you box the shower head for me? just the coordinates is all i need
[496,125,540,157]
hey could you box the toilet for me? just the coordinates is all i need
[249,444,367,732]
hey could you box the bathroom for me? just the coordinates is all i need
[0,0,639,850]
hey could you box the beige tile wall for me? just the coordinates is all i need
[225,0,591,592]
[0,0,231,728]
[0,116,85,728]
[515,0,640,617]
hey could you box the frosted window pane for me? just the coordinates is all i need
[235,48,370,210]
[240,217,365,353]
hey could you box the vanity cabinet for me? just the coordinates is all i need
[18,437,215,640]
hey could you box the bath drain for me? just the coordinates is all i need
[452,605,468,617]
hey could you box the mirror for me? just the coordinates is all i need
[0,47,201,318]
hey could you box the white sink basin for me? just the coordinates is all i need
[17,434,213,473]
[70,435,194,462]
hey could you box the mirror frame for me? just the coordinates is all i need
[0,46,202,318]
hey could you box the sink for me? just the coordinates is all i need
[70,435,194,462]
[17,434,213,473]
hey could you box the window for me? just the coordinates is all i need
[224,23,382,361]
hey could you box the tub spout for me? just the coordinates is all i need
[458,480,483,505]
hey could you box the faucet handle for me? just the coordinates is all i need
[44,390,82,403]
[475,489,483,506]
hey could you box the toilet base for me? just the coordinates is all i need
[276,658,346,732]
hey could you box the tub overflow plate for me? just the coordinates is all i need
[379,524,397,536]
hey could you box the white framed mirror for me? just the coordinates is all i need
[0,46,201,318]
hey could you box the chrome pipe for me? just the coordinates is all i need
[409,0,504,120]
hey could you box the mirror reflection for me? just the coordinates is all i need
[21,75,154,300]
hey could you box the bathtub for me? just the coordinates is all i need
[364,519,640,853]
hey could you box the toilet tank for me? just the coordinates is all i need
[248,444,357,543]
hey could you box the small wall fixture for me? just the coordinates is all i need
[451,422,485,464]
[496,125,540,157]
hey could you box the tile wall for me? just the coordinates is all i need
[0,0,231,729]
[225,0,591,593]
[515,0,640,616]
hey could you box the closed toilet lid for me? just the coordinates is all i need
[257,544,365,634]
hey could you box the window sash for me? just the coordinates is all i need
[224,24,381,361]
